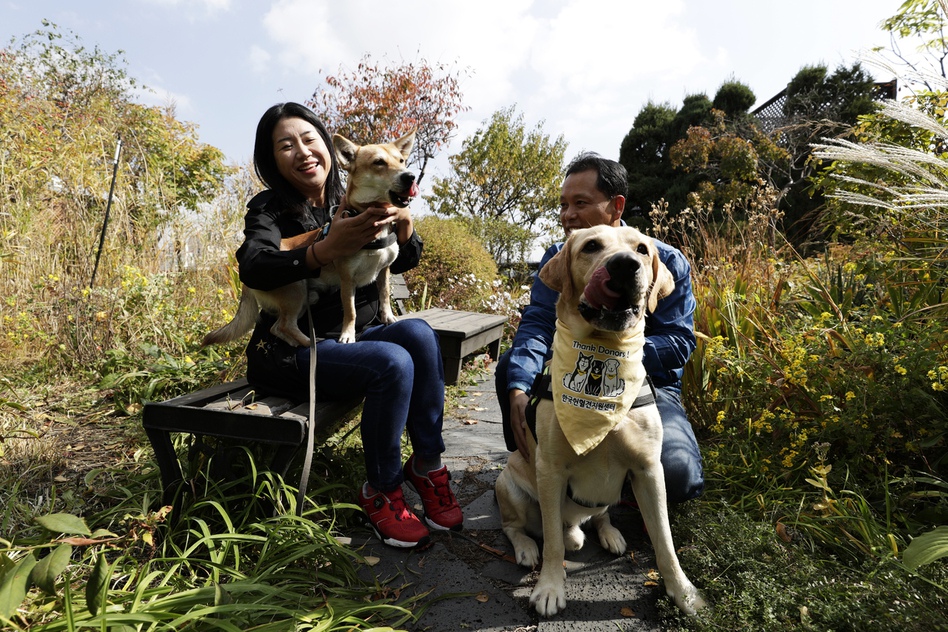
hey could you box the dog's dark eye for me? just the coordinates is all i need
[636,244,649,255]
[373,158,386,166]
[581,240,603,254]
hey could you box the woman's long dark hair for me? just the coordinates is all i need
[253,102,345,214]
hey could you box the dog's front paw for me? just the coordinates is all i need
[514,539,540,568]
[378,310,398,325]
[530,572,567,617]
[597,524,627,555]
[668,580,708,615]
[564,524,585,551]
[337,329,356,344]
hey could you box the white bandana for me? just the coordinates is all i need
[550,318,647,455]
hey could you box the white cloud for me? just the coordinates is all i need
[135,83,193,115]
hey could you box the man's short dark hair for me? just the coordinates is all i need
[565,152,628,198]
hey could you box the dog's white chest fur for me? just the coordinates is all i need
[310,232,399,295]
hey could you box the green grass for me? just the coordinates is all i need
[0,415,420,630]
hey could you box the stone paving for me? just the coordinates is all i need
[351,362,667,632]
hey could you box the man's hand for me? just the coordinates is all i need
[509,389,530,459]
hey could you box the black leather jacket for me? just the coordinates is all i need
[235,190,423,397]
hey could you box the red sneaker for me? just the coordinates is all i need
[357,483,430,548]
[403,455,463,531]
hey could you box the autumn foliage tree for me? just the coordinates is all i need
[425,106,567,266]
[306,54,469,184]
[669,108,789,214]
[621,82,764,217]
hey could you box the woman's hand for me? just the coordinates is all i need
[321,197,396,255]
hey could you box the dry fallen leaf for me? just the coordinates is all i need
[776,520,792,543]
[646,569,660,581]
[54,475,68,482]
[475,592,489,603]
[461,419,478,425]
[363,556,380,566]
[620,606,636,617]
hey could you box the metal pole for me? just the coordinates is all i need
[90,136,123,289]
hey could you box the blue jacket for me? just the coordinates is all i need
[505,237,697,394]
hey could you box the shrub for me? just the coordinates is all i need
[404,216,499,312]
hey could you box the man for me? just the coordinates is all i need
[494,152,704,503]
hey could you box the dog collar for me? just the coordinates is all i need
[362,232,398,249]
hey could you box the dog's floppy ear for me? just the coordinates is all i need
[332,134,359,172]
[647,249,676,313]
[393,130,416,160]
[539,240,573,300]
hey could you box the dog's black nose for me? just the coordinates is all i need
[604,252,641,290]
[400,172,416,187]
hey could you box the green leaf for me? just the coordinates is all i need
[0,554,14,579]
[86,552,109,617]
[30,543,72,595]
[35,513,91,536]
[903,525,948,570]
[0,553,37,620]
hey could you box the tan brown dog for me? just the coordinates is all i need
[203,130,417,347]
[494,224,706,617]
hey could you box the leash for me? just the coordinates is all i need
[293,209,395,515]
[295,305,318,516]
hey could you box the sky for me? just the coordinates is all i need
[2,0,907,203]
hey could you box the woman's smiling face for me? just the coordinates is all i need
[272,116,333,205]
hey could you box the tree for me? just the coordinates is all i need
[621,83,762,218]
[877,0,948,91]
[425,106,567,265]
[307,54,469,184]
[669,108,789,214]
[713,80,757,118]
[620,101,681,215]
[0,22,230,280]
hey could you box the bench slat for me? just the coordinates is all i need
[142,380,362,511]
[402,308,507,384]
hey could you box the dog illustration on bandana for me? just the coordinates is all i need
[600,358,626,397]
[563,351,593,393]
[584,359,605,396]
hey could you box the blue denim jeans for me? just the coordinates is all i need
[494,350,704,503]
[295,318,446,493]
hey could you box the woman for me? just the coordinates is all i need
[236,102,461,549]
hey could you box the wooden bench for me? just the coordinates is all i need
[143,275,507,509]
[403,308,506,385]
[391,275,507,385]
[142,378,361,509]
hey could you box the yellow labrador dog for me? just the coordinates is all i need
[494,225,706,617]
[203,131,416,347]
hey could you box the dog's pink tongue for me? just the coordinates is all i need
[583,266,621,310]
[410,182,419,197]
